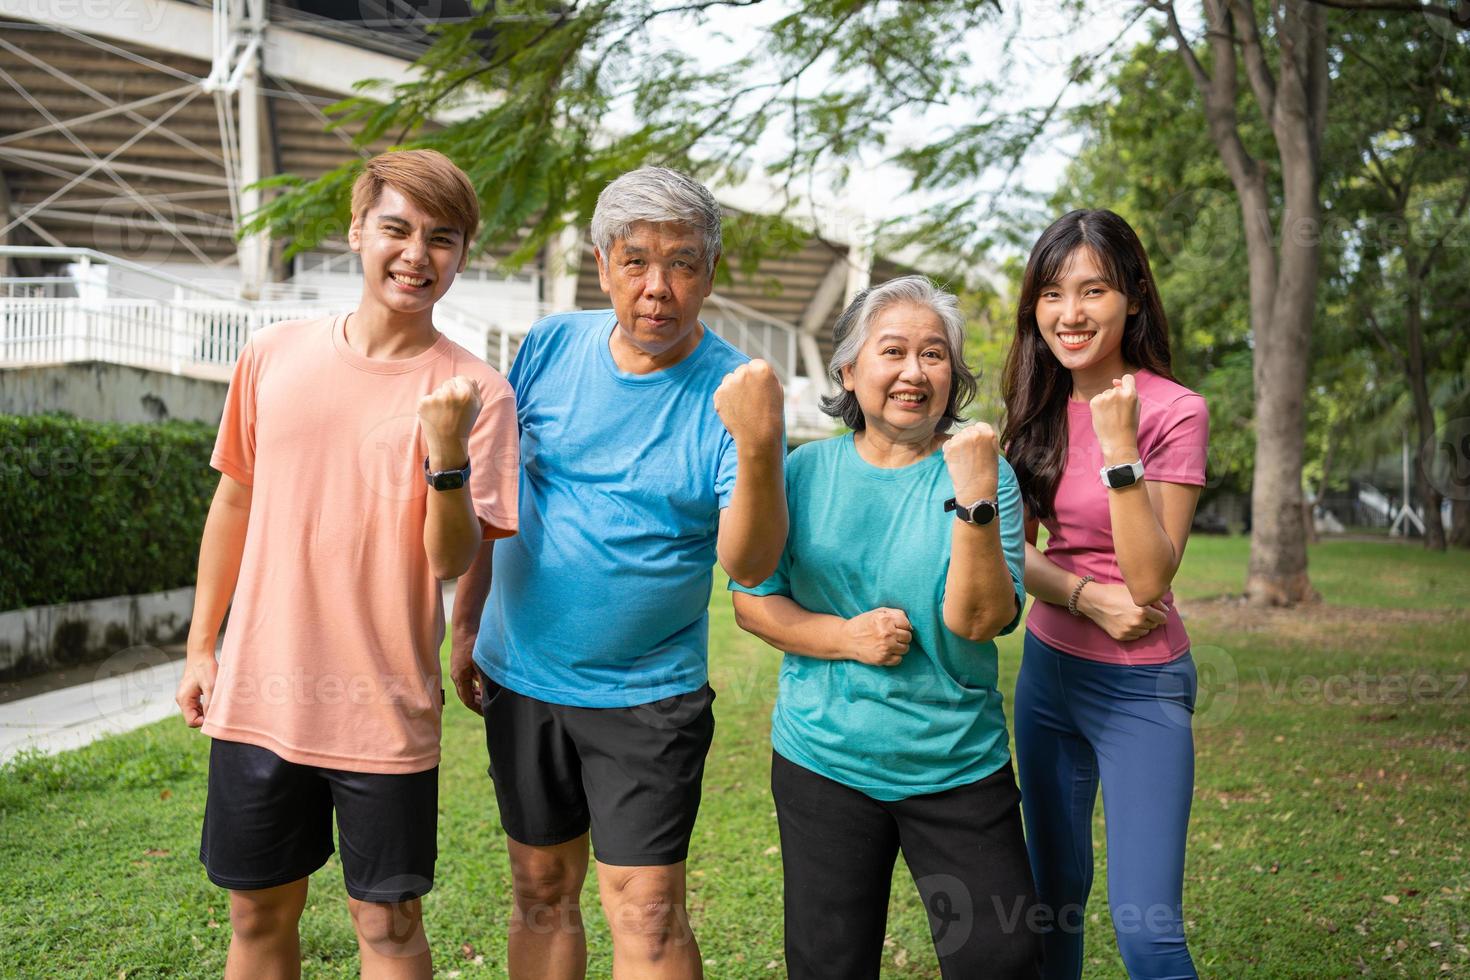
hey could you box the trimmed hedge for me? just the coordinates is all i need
[0,414,217,612]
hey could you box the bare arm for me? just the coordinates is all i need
[448,541,494,713]
[939,423,1016,643]
[420,376,486,580]
[731,592,912,667]
[175,474,252,727]
[1023,519,1169,643]
[1091,375,1201,604]
[713,359,788,588]
[717,447,787,588]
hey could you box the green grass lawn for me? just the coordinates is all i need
[2,536,1467,977]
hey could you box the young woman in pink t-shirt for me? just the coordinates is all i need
[1001,209,1207,979]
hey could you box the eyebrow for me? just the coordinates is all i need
[620,245,701,258]
[875,333,948,346]
[377,215,461,235]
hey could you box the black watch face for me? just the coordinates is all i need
[974,500,997,524]
[433,471,466,491]
[1106,466,1136,489]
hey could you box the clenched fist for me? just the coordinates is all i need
[1090,373,1140,462]
[714,358,784,447]
[941,421,1000,502]
[418,375,482,465]
[842,607,913,667]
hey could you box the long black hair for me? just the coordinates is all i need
[1000,209,1174,520]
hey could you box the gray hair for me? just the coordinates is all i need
[820,274,978,434]
[590,167,723,276]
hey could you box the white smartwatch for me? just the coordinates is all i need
[1099,459,1144,490]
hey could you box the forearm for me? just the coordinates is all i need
[452,541,494,646]
[423,438,481,580]
[943,521,1016,642]
[1103,472,1178,604]
[1024,541,1085,608]
[718,445,787,588]
[186,479,252,657]
[731,592,850,660]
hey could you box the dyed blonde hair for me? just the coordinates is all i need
[350,149,480,247]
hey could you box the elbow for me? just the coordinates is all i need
[721,552,777,591]
[1127,578,1171,607]
[943,608,1010,645]
[429,546,477,582]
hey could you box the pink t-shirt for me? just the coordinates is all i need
[1025,368,1208,665]
[201,315,519,773]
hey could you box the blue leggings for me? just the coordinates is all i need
[1013,631,1198,980]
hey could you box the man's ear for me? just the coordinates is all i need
[348,214,363,253]
[594,247,611,294]
[457,238,470,274]
[703,251,721,297]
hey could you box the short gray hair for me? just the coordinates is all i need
[820,274,977,434]
[590,167,723,276]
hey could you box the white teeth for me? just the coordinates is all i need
[392,273,428,287]
[891,393,925,403]
[1059,332,1094,344]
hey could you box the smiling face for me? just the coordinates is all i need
[348,184,467,319]
[841,301,953,441]
[596,221,716,364]
[1034,246,1138,375]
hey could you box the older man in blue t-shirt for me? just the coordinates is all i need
[449,167,786,979]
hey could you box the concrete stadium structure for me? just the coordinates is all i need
[0,0,938,440]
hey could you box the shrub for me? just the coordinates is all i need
[0,414,217,611]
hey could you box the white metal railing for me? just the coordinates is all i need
[0,246,538,375]
[1,246,832,439]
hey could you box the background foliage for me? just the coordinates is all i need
[0,415,216,611]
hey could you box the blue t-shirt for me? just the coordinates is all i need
[730,433,1026,801]
[474,309,748,707]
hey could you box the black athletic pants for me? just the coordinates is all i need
[772,751,1043,980]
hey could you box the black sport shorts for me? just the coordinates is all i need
[478,669,715,867]
[199,737,438,902]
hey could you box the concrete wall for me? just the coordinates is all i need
[0,587,194,680]
[0,362,227,425]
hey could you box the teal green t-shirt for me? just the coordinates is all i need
[730,432,1026,801]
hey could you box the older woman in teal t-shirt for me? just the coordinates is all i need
[730,275,1041,980]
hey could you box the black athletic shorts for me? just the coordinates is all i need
[478,668,716,867]
[199,737,438,902]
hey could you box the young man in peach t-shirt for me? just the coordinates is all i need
[174,150,518,979]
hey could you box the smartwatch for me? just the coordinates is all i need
[944,496,998,526]
[1099,460,1144,490]
[424,456,471,491]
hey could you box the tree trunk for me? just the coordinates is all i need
[1450,498,1470,549]
[1404,263,1447,549]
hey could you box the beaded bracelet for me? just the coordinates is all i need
[1067,575,1095,617]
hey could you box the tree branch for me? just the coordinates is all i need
[1365,307,1407,369]
[1301,0,1467,22]
[1226,0,1277,127]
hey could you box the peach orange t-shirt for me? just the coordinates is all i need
[1025,368,1209,666]
[201,315,518,773]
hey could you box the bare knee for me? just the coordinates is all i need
[349,897,427,956]
[606,880,687,959]
[510,850,584,910]
[229,887,304,943]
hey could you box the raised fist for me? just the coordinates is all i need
[1090,373,1140,460]
[714,358,784,447]
[418,375,482,460]
[941,421,1000,502]
[842,607,913,667]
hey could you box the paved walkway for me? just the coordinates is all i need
[0,654,185,764]
[0,585,457,765]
